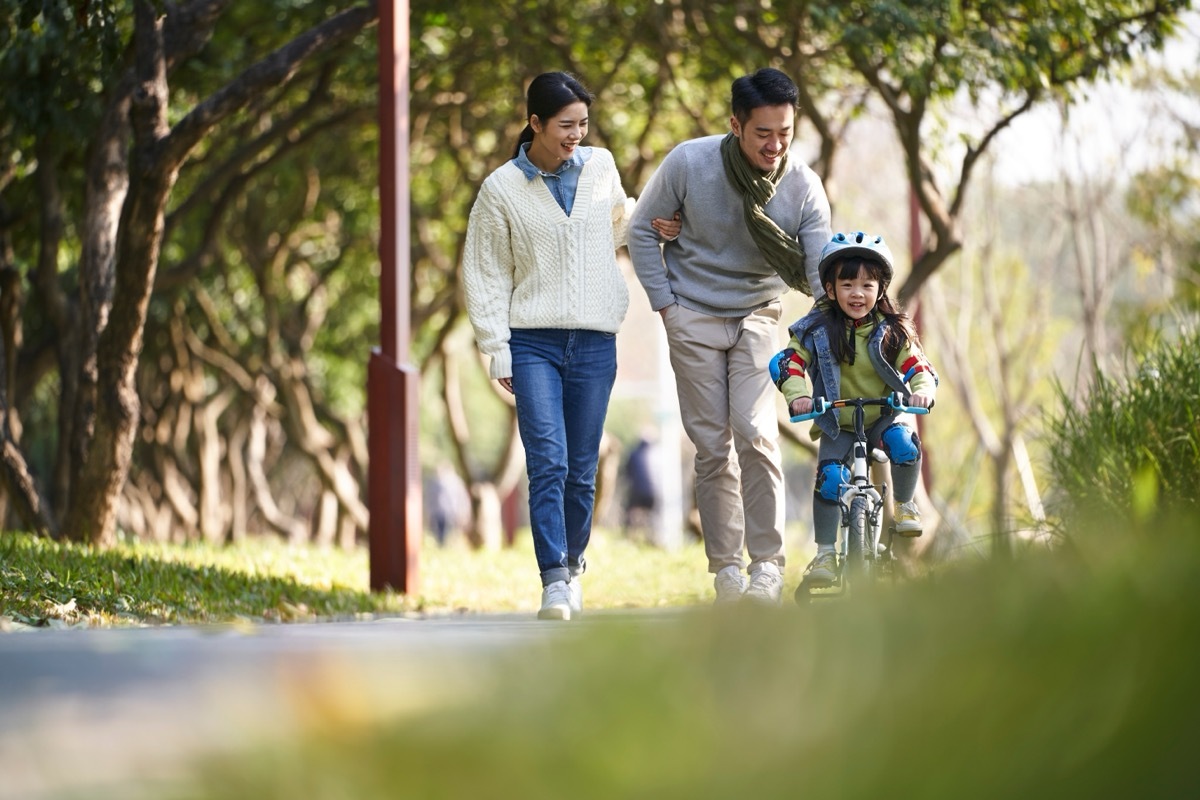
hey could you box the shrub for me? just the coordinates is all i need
[1044,322,1200,534]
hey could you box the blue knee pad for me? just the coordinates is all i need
[815,460,850,504]
[881,423,921,465]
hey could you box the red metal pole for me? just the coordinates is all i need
[369,0,420,594]
[908,188,934,491]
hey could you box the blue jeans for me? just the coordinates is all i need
[510,329,617,586]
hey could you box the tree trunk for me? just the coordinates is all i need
[61,0,377,545]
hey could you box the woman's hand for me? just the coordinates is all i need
[498,377,514,394]
[790,396,813,416]
[651,212,681,241]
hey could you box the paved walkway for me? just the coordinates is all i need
[0,610,687,799]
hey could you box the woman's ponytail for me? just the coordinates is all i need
[512,124,535,159]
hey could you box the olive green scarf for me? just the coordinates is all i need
[720,132,811,296]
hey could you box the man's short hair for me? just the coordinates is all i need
[730,68,799,124]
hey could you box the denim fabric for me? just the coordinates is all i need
[510,328,617,585]
[513,143,588,215]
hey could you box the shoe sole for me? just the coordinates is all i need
[537,606,571,620]
[895,526,923,537]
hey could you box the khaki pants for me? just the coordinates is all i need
[662,301,786,573]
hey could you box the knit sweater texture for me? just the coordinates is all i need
[628,134,831,317]
[462,147,633,379]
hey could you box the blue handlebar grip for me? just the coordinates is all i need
[789,397,828,423]
[888,394,930,415]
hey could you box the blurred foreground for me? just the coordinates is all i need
[3,515,1198,799]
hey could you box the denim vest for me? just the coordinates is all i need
[786,306,912,439]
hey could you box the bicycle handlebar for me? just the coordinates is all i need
[788,392,931,424]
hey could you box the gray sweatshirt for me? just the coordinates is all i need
[628,134,832,317]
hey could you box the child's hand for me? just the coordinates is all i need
[790,396,814,416]
[907,392,933,409]
[652,212,681,241]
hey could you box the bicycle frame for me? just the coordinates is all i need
[790,393,929,598]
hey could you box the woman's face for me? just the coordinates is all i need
[528,101,589,169]
[827,263,880,322]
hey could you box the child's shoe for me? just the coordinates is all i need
[894,500,923,537]
[802,551,838,586]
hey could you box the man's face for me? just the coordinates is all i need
[730,103,794,173]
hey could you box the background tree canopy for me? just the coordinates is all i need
[0,0,1194,549]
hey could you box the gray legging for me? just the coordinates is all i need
[811,416,921,547]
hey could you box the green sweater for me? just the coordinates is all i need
[780,318,937,439]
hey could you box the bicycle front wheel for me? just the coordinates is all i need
[845,495,868,581]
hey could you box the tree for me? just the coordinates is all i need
[2,0,1191,552]
[1,0,378,545]
[826,0,1191,303]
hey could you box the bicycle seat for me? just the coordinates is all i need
[871,448,888,463]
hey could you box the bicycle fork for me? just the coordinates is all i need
[837,438,887,563]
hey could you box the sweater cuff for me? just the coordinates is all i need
[488,348,513,380]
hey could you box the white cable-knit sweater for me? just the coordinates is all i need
[462,147,633,379]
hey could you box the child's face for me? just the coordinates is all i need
[826,263,880,322]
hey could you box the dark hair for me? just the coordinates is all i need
[512,71,594,159]
[730,68,799,125]
[819,257,920,365]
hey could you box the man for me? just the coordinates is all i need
[627,68,832,606]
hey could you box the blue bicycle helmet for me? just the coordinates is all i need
[817,231,895,289]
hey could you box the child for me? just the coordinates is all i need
[769,231,938,585]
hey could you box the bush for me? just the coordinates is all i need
[1044,322,1200,534]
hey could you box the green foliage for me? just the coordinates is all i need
[1124,59,1200,311]
[0,529,716,628]
[165,513,1200,798]
[3,0,1195,545]
[1044,321,1200,532]
[0,0,127,139]
[0,532,407,626]
[822,0,1191,102]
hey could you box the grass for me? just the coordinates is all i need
[0,527,764,628]
[5,520,1200,797]
[173,513,1200,799]
[1045,323,1200,529]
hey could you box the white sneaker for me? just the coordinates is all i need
[567,578,583,616]
[537,581,571,620]
[744,562,783,606]
[803,551,838,585]
[713,565,746,606]
[894,500,923,537]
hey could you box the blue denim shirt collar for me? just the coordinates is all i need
[513,143,588,180]
[514,144,590,215]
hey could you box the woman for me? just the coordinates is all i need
[462,71,678,620]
